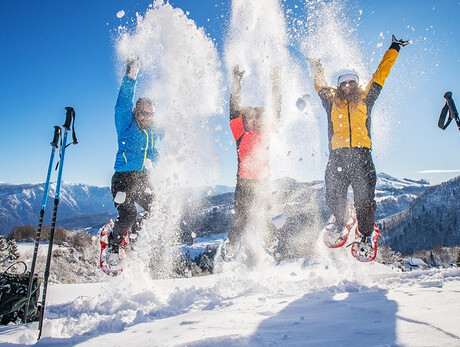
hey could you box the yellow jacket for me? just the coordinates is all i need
[314,47,399,150]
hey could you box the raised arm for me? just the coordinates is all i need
[364,35,410,105]
[230,65,245,120]
[115,58,142,133]
[271,66,282,120]
[308,58,329,93]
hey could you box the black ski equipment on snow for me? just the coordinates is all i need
[0,262,41,325]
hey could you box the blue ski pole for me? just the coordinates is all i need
[37,107,77,340]
[23,126,61,323]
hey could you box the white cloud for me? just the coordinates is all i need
[416,169,460,174]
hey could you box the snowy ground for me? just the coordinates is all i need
[1,239,460,347]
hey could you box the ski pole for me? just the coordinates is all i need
[23,126,61,323]
[438,92,460,132]
[37,107,77,340]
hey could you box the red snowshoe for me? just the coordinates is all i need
[323,204,357,248]
[350,222,380,262]
[99,220,130,276]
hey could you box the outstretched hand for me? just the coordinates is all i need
[232,65,245,83]
[307,57,322,69]
[126,56,142,80]
[391,35,410,49]
[270,65,282,81]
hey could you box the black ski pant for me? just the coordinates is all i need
[325,148,377,237]
[228,178,275,245]
[110,171,154,245]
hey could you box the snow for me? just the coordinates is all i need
[1,255,459,346]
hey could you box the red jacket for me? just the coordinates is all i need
[230,115,271,180]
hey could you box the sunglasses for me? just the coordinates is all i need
[137,110,154,118]
[246,113,261,120]
[339,80,357,88]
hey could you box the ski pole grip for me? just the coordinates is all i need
[51,126,61,148]
[64,107,75,131]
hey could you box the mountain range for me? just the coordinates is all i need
[380,175,460,254]
[3,173,456,257]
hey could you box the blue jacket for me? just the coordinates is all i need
[114,76,163,172]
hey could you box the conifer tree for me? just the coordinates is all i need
[0,234,7,263]
[456,249,460,268]
[6,239,20,261]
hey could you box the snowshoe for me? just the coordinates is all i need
[99,220,130,276]
[220,238,240,262]
[349,223,380,262]
[263,234,282,260]
[323,204,357,248]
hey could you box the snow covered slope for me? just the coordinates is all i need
[1,247,459,346]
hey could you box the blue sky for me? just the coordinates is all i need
[0,0,459,187]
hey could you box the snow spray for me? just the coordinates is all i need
[116,1,224,278]
[296,0,399,161]
[222,0,323,265]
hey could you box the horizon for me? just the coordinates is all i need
[0,170,450,189]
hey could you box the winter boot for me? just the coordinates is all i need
[106,242,121,267]
[350,223,380,262]
[220,238,240,262]
[323,204,357,248]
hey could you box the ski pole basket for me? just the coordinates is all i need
[438,91,460,132]
[0,262,42,325]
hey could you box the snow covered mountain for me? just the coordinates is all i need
[0,183,116,236]
[381,175,460,255]
[0,173,432,237]
[179,173,434,257]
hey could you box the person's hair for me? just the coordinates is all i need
[334,84,364,108]
[135,97,154,110]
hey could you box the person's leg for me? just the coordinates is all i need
[131,172,154,233]
[110,172,137,245]
[325,152,351,227]
[350,149,377,237]
[228,178,255,245]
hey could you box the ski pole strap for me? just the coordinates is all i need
[51,126,61,148]
[438,103,451,130]
[438,92,460,131]
[64,106,78,146]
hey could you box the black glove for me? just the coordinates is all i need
[390,35,410,51]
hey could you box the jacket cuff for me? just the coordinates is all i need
[389,42,401,52]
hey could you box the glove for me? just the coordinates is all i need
[270,65,282,81]
[232,65,245,83]
[307,57,323,75]
[390,35,410,51]
[126,56,142,80]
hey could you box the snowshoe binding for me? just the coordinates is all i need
[323,204,357,248]
[99,220,130,276]
[349,223,380,262]
[220,238,240,262]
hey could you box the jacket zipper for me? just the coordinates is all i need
[347,102,352,147]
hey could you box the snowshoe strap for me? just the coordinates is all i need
[3,261,27,275]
